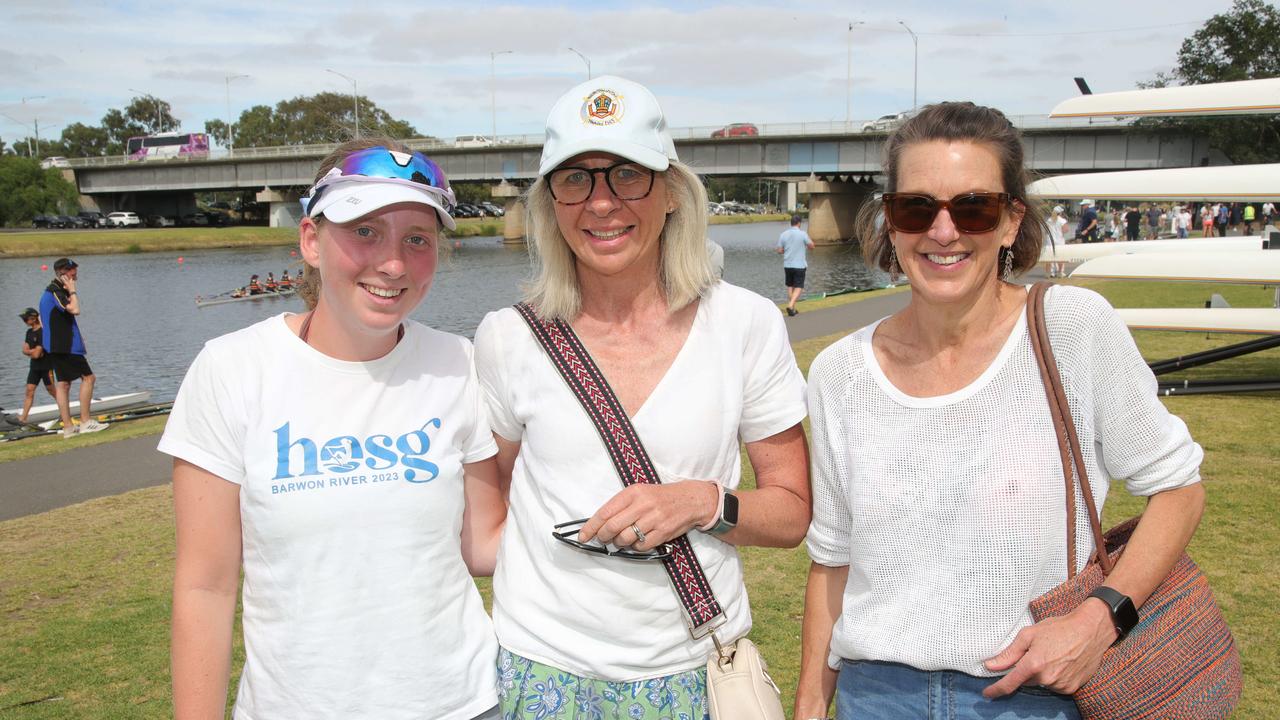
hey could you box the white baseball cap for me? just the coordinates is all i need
[1053,205,1065,214]
[538,75,679,176]
[1080,198,1093,206]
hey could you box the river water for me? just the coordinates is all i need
[1,222,887,405]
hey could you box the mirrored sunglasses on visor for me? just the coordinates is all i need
[881,192,1018,234]
[301,146,457,219]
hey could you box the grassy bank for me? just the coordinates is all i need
[0,279,1275,718]
[0,214,791,259]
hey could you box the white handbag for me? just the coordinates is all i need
[706,635,786,720]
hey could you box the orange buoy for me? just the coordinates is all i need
[41,264,48,271]
[177,256,185,263]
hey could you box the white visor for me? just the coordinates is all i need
[304,179,457,230]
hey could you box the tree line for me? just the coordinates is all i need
[1,92,423,159]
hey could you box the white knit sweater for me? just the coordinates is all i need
[805,285,1203,677]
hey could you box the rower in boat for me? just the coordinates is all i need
[265,273,278,292]
[247,275,263,295]
[279,270,292,289]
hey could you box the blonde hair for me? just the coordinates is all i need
[296,136,445,310]
[523,160,716,321]
[856,102,1046,277]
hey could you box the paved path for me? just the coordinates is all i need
[0,290,913,521]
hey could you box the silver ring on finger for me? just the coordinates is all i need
[630,523,646,545]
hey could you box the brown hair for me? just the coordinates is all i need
[856,102,1045,277]
[295,136,423,310]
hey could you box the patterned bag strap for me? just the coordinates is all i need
[1026,282,1114,578]
[513,302,726,638]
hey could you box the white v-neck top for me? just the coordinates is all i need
[805,285,1203,677]
[474,281,807,681]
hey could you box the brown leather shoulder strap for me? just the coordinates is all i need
[1026,283,1113,577]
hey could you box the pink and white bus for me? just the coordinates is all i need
[126,132,210,161]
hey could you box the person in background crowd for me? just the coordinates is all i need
[1045,205,1068,278]
[1145,203,1162,240]
[1242,203,1256,236]
[1177,206,1192,239]
[1216,203,1230,236]
[1262,200,1275,228]
[1076,199,1098,243]
[38,258,109,439]
[1124,205,1141,242]
[16,307,55,424]
[1200,204,1215,237]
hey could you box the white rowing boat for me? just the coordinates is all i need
[1069,251,1280,285]
[1117,308,1280,335]
[1049,77,1280,119]
[1040,237,1265,265]
[196,289,297,308]
[3,391,153,425]
[1029,164,1280,203]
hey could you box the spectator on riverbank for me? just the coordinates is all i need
[38,258,108,438]
[1077,199,1099,243]
[16,307,54,424]
[778,213,816,315]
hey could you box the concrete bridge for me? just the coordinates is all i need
[65,116,1225,243]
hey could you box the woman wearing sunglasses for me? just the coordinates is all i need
[163,139,505,720]
[795,103,1205,720]
[473,76,810,718]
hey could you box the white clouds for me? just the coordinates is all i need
[0,0,1226,147]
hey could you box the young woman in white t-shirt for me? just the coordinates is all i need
[163,140,505,720]
[795,103,1205,720]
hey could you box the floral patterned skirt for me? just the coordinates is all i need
[497,647,710,720]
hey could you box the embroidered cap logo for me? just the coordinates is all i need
[581,89,625,126]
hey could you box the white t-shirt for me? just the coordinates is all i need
[159,314,500,720]
[475,281,807,681]
[805,286,1202,677]
[1045,215,1067,250]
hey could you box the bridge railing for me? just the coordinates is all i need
[62,114,1136,170]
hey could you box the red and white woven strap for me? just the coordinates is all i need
[514,302,725,635]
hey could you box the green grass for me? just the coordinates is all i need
[0,279,1275,718]
[0,416,170,464]
[709,213,792,225]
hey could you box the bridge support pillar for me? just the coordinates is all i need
[257,187,304,228]
[783,182,797,212]
[798,178,872,244]
[492,181,526,245]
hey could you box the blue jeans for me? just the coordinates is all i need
[836,660,1080,720]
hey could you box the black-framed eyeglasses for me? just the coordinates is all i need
[546,162,656,205]
[551,519,672,561]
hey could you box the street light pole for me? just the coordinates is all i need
[325,69,360,139]
[128,88,165,130]
[898,21,919,110]
[567,47,592,80]
[846,22,863,128]
[490,50,513,144]
[225,73,249,154]
[22,95,46,156]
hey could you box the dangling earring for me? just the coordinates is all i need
[888,245,900,279]
[1001,247,1014,281]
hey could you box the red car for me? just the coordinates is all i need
[711,123,759,138]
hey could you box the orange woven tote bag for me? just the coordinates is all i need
[1025,282,1242,720]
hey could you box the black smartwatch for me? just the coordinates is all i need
[1087,586,1138,643]
[708,491,739,535]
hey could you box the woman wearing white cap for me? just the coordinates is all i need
[164,139,505,720]
[474,77,810,717]
[1045,205,1068,278]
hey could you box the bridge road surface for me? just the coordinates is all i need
[0,289,915,522]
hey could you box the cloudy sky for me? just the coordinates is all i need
[0,0,1232,147]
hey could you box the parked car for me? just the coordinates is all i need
[147,214,176,228]
[453,203,482,218]
[32,214,57,228]
[710,123,759,139]
[454,134,492,147]
[204,211,230,227]
[53,215,80,228]
[40,156,70,169]
[106,211,142,227]
[478,201,505,217]
[78,211,108,228]
[180,212,209,227]
[861,111,914,133]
